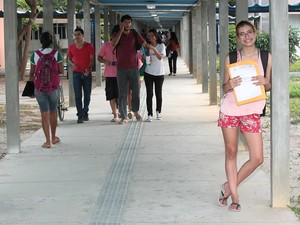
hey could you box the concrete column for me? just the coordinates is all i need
[192,8,197,77]
[219,0,229,97]
[43,0,53,35]
[95,4,102,87]
[189,11,193,74]
[183,15,189,67]
[67,0,76,107]
[103,8,109,42]
[236,0,248,23]
[270,0,290,207]
[111,11,117,27]
[117,14,121,23]
[109,9,113,32]
[236,0,248,50]
[83,0,91,43]
[208,0,217,105]
[201,0,208,93]
[4,0,20,153]
[196,5,202,84]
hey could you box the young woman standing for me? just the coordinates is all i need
[218,21,272,212]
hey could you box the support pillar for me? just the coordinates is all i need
[4,0,20,153]
[219,0,229,97]
[189,11,193,74]
[208,0,217,105]
[95,4,102,87]
[196,5,202,84]
[103,8,109,42]
[270,0,290,207]
[201,0,208,93]
[83,0,91,43]
[43,0,53,35]
[67,0,76,107]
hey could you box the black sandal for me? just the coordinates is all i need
[229,203,241,212]
[218,191,229,206]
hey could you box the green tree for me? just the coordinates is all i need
[17,0,40,80]
[228,24,237,52]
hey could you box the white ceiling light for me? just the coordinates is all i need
[150,11,157,17]
[146,4,156,10]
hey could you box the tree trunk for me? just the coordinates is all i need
[19,25,32,80]
[17,0,38,80]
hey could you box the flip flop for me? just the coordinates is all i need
[42,143,51,149]
[111,118,119,122]
[229,203,241,212]
[219,190,229,207]
[52,137,60,144]
[218,183,230,206]
[118,119,128,125]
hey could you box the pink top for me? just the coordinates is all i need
[98,42,117,78]
[220,51,266,116]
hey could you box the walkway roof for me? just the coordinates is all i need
[1,2,300,29]
[80,0,199,29]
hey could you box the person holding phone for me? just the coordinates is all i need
[111,15,148,124]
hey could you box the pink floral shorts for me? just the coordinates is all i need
[218,112,262,133]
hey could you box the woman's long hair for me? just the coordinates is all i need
[148,29,163,44]
[170,32,179,45]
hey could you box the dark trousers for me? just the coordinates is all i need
[72,72,92,118]
[144,72,164,116]
[168,51,178,74]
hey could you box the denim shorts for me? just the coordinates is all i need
[34,88,59,113]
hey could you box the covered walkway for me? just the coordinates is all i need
[0,58,297,224]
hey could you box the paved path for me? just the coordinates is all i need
[0,58,298,225]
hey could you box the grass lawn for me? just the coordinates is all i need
[290,58,300,72]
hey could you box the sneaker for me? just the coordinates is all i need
[83,113,89,121]
[77,117,84,123]
[146,116,153,122]
[156,112,162,120]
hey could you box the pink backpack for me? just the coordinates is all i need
[34,49,60,92]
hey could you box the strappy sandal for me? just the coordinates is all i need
[118,119,128,125]
[134,113,142,121]
[218,191,229,207]
[127,112,133,119]
[229,203,241,212]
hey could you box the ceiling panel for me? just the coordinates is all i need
[78,0,199,29]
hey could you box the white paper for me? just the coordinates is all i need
[228,64,262,102]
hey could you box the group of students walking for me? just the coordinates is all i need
[29,14,175,147]
[29,15,272,213]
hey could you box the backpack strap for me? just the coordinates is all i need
[36,50,43,58]
[260,50,269,77]
[49,49,57,57]
[229,51,237,64]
